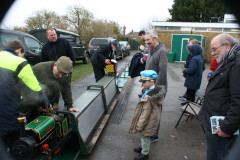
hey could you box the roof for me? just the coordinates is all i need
[125,32,139,39]
[152,21,240,29]
[0,28,38,40]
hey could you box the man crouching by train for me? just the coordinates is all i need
[0,40,49,158]
[32,56,80,113]
[129,70,166,160]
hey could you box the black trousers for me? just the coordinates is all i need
[92,63,105,82]
[186,88,196,102]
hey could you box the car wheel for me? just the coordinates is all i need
[83,54,89,64]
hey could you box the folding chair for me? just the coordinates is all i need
[195,93,204,106]
[175,100,203,129]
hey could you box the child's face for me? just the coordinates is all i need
[142,80,153,90]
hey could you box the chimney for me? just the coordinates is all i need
[123,26,126,37]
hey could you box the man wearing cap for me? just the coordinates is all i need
[130,70,166,160]
[90,39,119,82]
[32,56,80,112]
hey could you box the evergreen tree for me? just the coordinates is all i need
[168,0,230,22]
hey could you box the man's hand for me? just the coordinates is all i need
[68,108,80,112]
[214,128,231,137]
[39,104,53,112]
[104,59,111,65]
[140,45,145,50]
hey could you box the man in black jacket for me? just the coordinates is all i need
[198,33,240,160]
[90,39,119,82]
[41,29,75,64]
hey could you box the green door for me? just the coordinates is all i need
[181,39,189,62]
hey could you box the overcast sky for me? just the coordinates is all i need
[1,0,173,34]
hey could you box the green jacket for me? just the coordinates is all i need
[32,61,73,109]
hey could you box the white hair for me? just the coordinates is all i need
[146,30,158,39]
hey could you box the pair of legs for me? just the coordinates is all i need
[141,135,150,155]
[134,136,150,159]
[92,63,105,82]
[186,88,196,102]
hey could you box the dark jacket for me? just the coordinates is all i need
[32,61,73,109]
[0,49,47,136]
[184,54,192,68]
[90,43,113,67]
[198,45,240,135]
[129,85,165,136]
[129,52,145,78]
[41,37,75,65]
[183,44,204,90]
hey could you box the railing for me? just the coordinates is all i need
[55,63,130,158]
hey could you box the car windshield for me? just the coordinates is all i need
[120,42,127,47]
[90,39,108,46]
[0,33,20,47]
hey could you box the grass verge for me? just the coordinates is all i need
[71,60,93,82]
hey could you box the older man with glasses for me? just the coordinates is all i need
[198,33,240,160]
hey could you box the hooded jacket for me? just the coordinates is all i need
[183,44,204,90]
[129,85,165,137]
[129,52,145,78]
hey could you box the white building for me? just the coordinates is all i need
[152,14,240,33]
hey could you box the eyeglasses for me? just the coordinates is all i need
[211,44,225,52]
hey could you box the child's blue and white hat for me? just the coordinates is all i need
[139,70,158,82]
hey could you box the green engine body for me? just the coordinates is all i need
[25,116,55,141]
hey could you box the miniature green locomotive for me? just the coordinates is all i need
[12,114,70,160]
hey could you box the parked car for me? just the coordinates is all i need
[0,29,43,65]
[88,38,123,60]
[119,41,131,56]
[30,28,90,64]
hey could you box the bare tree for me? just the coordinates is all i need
[66,5,94,38]
[25,9,69,30]
[12,26,29,33]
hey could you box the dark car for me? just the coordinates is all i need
[30,28,90,64]
[119,41,131,56]
[0,29,43,65]
[88,38,123,60]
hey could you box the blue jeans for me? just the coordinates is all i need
[205,129,233,160]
